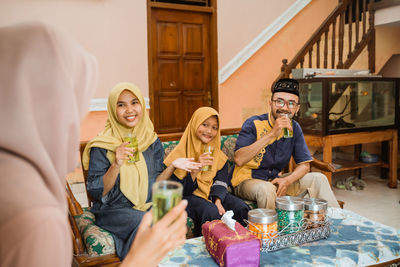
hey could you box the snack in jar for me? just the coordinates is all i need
[247,209,277,240]
[303,198,328,229]
[275,196,304,234]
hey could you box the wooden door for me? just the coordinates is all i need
[149,6,216,133]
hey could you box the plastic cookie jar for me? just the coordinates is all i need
[247,209,278,240]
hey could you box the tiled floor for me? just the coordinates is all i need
[332,168,400,229]
[68,167,400,229]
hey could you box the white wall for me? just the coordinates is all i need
[0,0,296,99]
[0,0,149,99]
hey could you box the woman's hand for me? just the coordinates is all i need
[114,142,135,167]
[214,197,226,215]
[198,152,213,168]
[121,200,188,267]
[172,158,202,172]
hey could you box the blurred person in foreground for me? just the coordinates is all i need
[0,22,187,267]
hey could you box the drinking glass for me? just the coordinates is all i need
[280,114,293,138]
[201,145,214,171]
[152,181,183,224]
[123,134,139,163]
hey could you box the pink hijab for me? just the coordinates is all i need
[0,22,97,266]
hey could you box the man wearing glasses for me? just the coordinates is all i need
[231,78,339,209]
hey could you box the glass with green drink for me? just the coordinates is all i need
[201,145,214,171]
[152,180,182,224]
[280,113,293,138]
[123,133,139,163]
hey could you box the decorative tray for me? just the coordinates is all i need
[247,218,331,252]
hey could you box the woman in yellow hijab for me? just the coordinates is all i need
[164,107,249,236]
[82,82,200,260]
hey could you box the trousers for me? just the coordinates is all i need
[234,172,340,209]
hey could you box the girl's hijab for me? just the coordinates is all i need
[164,107,227,200]
[0,22,98,221]
[82,83,157,211]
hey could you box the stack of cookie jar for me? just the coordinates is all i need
[303,198,328,229]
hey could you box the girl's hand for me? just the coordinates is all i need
[198,152,213,168]
[172,158,202,172]
[214,198,226,215]
[114,142,135,167]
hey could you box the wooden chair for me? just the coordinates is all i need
[66,141,120,267]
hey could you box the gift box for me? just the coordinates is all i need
[202,220,260,267]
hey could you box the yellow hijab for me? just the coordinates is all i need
[164,107,227,200]
[82,82,157,211]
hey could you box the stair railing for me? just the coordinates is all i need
[278,0,376,80]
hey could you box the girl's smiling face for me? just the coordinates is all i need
[196,115,218,144]
[116,90,142,128]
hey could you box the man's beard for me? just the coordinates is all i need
[272,109,292,120]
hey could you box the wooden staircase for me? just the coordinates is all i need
[278,0,379,80]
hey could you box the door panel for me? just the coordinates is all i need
[182,93,205,124]
[159,92,182,132]
[150,8,212,133]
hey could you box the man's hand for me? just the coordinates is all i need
[270,115,292,138]
[271,177,291,197]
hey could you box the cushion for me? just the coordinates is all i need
[74,209,116,256]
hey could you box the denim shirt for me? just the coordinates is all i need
[87,138,164,210]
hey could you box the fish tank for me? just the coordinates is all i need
[297,77,399,135]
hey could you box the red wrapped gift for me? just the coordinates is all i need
[202,220,260,267]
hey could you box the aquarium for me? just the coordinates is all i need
[297,77,399,135]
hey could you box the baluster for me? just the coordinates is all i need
[324,30,328,68]
[363,0,366,36]
[368,2,374,31]
[338,12,344,68]
[368,5,375,73]
[316,39,321,68]
[355,0,360,47]
[348,1,353,58]
[281,58,289,78]
[308,48,313,68]
[300,58,304,69]
[331,19,336,69]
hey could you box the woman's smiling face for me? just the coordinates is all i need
[196,115,218,144]
[116,90,142,128]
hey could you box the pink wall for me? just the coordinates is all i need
[218,0,338,128]
[0,0,149,99]
[217,0,296,67]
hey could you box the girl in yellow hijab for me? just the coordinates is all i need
[164,107,249,236]
[82,82,200,260]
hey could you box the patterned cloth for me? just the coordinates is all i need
[160,207,400,266]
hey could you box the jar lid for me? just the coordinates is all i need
[275,196,304,211]
[304,198,328,211]
[248,209,277,224]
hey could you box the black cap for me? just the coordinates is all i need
[272,78,299,97]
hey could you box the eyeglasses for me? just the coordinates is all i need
[271,99,299,109]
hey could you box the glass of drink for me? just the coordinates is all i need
[201,145,214,171]
[152,180,183,224]
[123,134,139,163]
[280,113,293,138]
